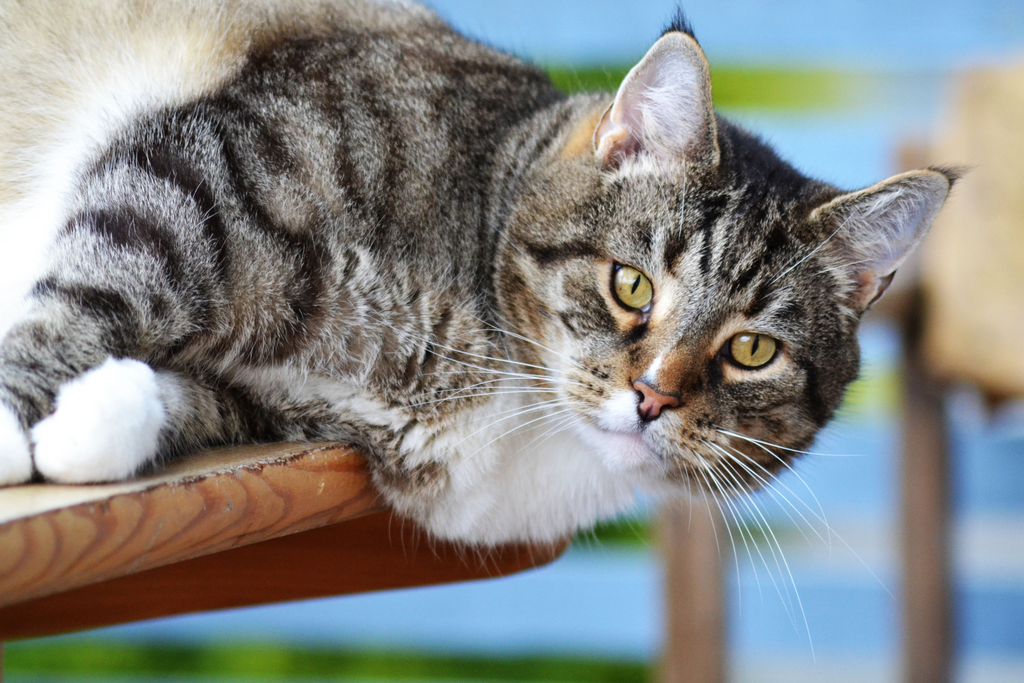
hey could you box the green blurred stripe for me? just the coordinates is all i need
[6,642,648,682]
[574,516,652,549]
[545,65,862,111]
[839,371,899,414]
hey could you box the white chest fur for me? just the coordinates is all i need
[413,395,639,544]
[231,364,639,544]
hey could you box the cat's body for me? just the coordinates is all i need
[0,0,953,544]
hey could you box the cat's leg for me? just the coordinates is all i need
[27,361,257,483]
[0,348,222,484]
[0,306,132,484]
[28,361,447,488]
[0,313,415,485]
[0,145,229,483]
[2,349,315,484]
[30,358,170,482]
[0,250,210,483]
[0,404,33,485]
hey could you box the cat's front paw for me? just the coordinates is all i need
[0,404,33,485]
[32,358,167,483]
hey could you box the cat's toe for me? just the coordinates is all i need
[32,358,167,483]
[0,404,33,485]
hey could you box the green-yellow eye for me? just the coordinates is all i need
[612,265,653,310]
[729,333,777,368]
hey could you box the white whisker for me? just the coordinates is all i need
[706,440,823,549]
[716,434,893,599]
[690,466,727,567]
[715,427,863,458]
[715,428,833,548]
[764,216,850,290]
[705,461,793,616]
[408,389,561,410]
[442,401,572,457]
[690,458,750,609]
[518,412,584,455]
[453,407,578,466]
[700,464,778,608]
[465,399,574,425]
[481,324,591,373]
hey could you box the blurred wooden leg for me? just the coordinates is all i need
[660,500,726,683]
[900,297,954,683]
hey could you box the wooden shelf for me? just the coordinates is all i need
[0,443,566,640]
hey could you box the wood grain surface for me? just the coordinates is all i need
[0,443,384,609]
[0,443,568,641]
[0,509,567,640]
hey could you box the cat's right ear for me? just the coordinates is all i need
[593,31,719,170]
[814,168,958,312]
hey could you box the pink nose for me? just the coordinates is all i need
[632,379,680,422]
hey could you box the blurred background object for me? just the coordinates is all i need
[5,1,1024,682]
[899,59,1024,683]
[922,65,1024,397]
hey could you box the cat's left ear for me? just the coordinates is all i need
[593,31,719,169]
[814,168,958,312]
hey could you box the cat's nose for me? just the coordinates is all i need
[632,379,681,422]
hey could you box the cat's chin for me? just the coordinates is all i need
[574,422,660,475]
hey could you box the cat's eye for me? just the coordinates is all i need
[729,333,777,368]
[612,264,653,311]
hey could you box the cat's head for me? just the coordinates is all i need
[498,27,954,496]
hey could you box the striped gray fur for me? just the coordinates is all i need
[0,1,955,543]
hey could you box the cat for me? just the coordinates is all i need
[0,0,954,544]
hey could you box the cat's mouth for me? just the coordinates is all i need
[574,421,661,474]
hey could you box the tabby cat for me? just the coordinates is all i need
[0,0,954,543]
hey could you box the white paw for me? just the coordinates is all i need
[33,358,167,483]
[0,404,32,485]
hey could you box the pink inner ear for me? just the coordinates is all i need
[593,32,715,169]
[594,115,643,169]
[854,269,885,311]
[822,170,951,312]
